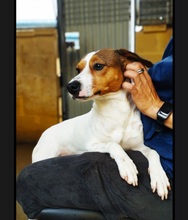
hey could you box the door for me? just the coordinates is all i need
[57,0,135,120]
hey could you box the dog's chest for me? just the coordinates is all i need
[121,117,144,150]
[107,119,143,147]
[90,90,144,148]
[110,127,125,143]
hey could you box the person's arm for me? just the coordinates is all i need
[122,62,173,129]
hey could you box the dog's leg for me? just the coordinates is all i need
[88,142,139,186]
[138,145,171,200]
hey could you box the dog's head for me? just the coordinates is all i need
[67,48,153,100]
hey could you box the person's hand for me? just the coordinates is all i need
[122,62,163,119]
[122,62,173,129]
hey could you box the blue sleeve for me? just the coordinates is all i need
[141,37,173,178]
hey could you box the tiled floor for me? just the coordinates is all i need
[16,143,36,220]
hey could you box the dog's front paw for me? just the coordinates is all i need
[118,158,139,186]
[149,168,171,200]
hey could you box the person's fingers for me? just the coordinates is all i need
[122,81,134,91]
[124,62,153,87]
[125,62,146,72]
[124,69,138,78]
[124,69,145,87]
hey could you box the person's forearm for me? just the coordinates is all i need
[163,112,173,129]
[142,101,173,129]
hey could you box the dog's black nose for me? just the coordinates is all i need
[67,80,81,96]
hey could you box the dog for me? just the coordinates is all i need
[32,48,171,200]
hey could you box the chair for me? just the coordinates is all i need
[38,208,106,220]
[38,208,133,220]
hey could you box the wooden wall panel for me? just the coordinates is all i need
[16,28,61,143]
[135,25,172,63]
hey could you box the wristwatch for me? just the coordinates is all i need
[157,102,173,124]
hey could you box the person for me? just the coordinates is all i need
[16,37,173,220]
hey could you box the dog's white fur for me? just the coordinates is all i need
[32,48,170,200]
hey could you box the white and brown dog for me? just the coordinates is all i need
[32,48,171,200]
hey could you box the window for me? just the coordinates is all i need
[136,0,173,26]
[16,0,57,28]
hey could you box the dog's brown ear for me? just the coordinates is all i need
[116,49,153,68]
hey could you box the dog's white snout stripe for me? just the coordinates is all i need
[69,51,97,98]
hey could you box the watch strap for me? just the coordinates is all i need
[157,102,173,124]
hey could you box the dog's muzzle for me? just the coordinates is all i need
[67,80,81,97]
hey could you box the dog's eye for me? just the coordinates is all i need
[93,63,104,71]
[76,68,80,74]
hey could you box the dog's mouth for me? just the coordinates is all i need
[72,95,89,100]
[72,90,101,100]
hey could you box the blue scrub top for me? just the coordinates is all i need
[141,38,173,178]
